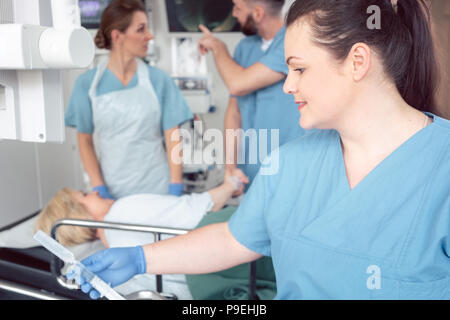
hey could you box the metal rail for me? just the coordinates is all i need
[50,219,191,297]
[0,279,68,300]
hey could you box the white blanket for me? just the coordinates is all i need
[104,192,213,248]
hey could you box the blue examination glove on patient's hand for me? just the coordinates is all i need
[67,246,146,300]
[93,185,115,200]
[168,183,184,196]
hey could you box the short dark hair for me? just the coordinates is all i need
[249,0,285,16]
[286,0,439,114]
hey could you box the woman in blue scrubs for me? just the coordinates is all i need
[75,0,450,299]
[65,0,192,199]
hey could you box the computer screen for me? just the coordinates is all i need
[79,0,146,29]
[165,0,241,33]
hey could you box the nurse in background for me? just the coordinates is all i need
[65,0,193,199]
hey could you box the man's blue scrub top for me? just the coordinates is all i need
[229,114,450,299]
[233,27,305,186]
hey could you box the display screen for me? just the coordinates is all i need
[79,0,145,29]
[165,0,240,32]
[79,0,112,29]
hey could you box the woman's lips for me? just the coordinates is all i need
[296,102,307,111]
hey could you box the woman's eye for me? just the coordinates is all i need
[295,68,305,74]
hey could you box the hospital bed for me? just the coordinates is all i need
[0,211,258,300]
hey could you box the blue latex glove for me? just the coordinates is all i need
[67,246,146,300]
[168,183,184,196]
[93,185,115,200]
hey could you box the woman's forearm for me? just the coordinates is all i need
[164,126,183,183]
[77,133,104,187]
[143,222,262,275]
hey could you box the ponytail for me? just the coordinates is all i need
[395,0,438,112]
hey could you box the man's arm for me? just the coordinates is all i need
[199,25,285,96]
[224,97,249,196]
[164,126,183,184]
[224,97,241,171]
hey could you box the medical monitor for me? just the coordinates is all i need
[79,0,146,29]
[165,0,241,33]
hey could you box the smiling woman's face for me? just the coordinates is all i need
[283,19,355,130]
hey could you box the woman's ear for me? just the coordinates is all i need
[347,42,372,82]
[110,29,122,46]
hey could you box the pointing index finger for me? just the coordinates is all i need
[198,24,211,35]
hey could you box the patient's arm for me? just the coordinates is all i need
[143,222,262,275]
[207,170,248,212]
[207,181,236,212]
[97,229,109,248]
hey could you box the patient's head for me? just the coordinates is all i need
[34,188,111,246]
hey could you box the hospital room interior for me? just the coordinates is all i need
[0,0,449,301]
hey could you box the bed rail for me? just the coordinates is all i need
[50,219,191,298]
[0,279,69,300]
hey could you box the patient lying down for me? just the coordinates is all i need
[34,173,245,248]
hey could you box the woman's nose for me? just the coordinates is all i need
[283,73,297,95]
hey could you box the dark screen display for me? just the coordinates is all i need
[165,0,240,32]
[79,0,112,29]
[79,0,145,29]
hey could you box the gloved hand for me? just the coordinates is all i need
[67,246,146,300]
[93,185,115,200]
[168,183,184,196]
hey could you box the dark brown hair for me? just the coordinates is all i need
[286,0,439,113]
[95,0,146,50]
[250,0,285,16]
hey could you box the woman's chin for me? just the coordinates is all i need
[299,117,315,130]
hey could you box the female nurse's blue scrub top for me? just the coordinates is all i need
[233,27,305,186]
[65,63,193,137]
[229,114,450,299]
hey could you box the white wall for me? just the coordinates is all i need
[0,70,85,228]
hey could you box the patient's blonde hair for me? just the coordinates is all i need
[34,188,97,246]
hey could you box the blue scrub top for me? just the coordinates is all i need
[229,114,450,299]
[233,27,305,186]
[65,63,193,134]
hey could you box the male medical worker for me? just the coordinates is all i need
[198,0,305,191]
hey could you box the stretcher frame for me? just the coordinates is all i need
[0,215,258,300]
[50,218,190,299]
